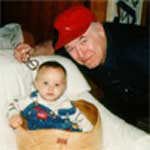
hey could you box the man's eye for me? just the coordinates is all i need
[66,47,74,52]
[81,39,87,44]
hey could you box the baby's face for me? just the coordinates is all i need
[34,67,66,102]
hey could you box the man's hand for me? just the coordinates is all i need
[14,41,55,63]
[14,43,33,63]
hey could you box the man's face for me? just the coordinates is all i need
[65,23,107,69]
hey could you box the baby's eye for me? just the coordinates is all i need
[43,81,49,85]
[55,83,60,87]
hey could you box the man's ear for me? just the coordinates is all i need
[95,22,107,51]
[96,22,105,37]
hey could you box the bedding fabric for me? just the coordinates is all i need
[0,23,23,49]
[0,50,149,150]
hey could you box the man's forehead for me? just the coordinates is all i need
[65,37,80,49]
[65,34,89,49]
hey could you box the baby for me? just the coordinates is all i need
[7,61,93,132]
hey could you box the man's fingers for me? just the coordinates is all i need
[15,43,31,51]
[14,43,33,62]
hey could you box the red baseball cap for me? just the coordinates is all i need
[54,5,96,50]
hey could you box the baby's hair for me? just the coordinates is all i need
[38,61,67,75]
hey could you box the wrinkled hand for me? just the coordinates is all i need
[14,43,33,63]
[9,114,23,129]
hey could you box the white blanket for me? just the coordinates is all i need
[0,50,149,150]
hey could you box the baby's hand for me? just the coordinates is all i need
[9,114,23,129]
[14,43,33,63]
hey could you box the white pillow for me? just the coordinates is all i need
[32,55,91,98]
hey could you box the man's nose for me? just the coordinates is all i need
[76,45,85,58]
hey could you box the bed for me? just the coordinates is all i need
[0,23,149,150]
